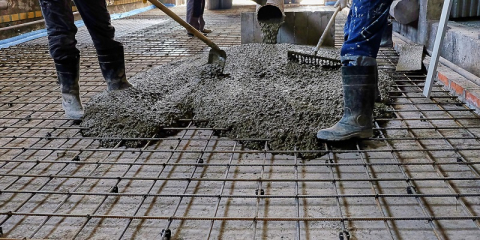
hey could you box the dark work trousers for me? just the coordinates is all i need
[186,0,205,31]
[341,0,393,66]
[39,0,123,62]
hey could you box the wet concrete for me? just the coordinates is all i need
[81,43,394,157]
[259,21,283,44]
[396,44,424,72]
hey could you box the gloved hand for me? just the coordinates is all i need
[334,0,348,10]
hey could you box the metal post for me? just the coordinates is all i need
[423,0,453,98]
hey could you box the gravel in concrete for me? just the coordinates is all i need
[81,43,394,157]
[396,44,424,72]
[259,21,284,44]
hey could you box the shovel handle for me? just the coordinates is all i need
[314,6,341,54]
[147,0,222,52]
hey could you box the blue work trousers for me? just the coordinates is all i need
[39,0,123,62]
[186,0,206,31]
[341,0,393,66]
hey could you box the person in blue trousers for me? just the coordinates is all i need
[186,0,212,36]
[317,0,393,141]
[39,0,132,120]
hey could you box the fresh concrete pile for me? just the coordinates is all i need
[81,43,394,156]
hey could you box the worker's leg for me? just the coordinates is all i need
[199,0,205,30]
[72,0,122,51]
[316,66,376,141]
[39,0,79,61]
[187,0,200,32]
[198,0,212,33]
[341,0,393,66]
[39,0,83,119]
[343,0,392,103]
[198,0,206,32]
[55,56,84,119]
[73,0,132,91]
[317,0,393,141]
[199,15,205,32]
[96,49,132,91]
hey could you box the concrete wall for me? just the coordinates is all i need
[431,21,480,77]
[206,0,232,10]
[393,0,443,46]
[394,0,480,77]
[241,11,335,46]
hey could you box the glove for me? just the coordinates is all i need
[334,0,348,10]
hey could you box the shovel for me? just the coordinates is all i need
[287,6,341,68]
[146,0,227,73]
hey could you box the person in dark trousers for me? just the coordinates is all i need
[186,0,212,36]
[317,0,393,141]
[39,0,132,120]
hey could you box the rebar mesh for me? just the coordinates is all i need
[1,4,480,240]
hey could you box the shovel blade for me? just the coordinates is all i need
[208,48,227,74]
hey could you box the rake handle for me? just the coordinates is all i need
[314,6,341,55]
[146,0,222,52]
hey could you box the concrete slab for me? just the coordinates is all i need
[396,44,424,72]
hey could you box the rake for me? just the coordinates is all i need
[287,6,342,69]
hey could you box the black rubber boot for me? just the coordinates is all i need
[317,66,376,141]
[97,46,132,91]
[55,56,84,120]
[374,64,382,102]
[380,21,393,47]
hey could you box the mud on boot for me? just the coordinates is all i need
[374,64,382,103]
[317,66,376,141]
[97,46,132,91]
[55,56,84,120]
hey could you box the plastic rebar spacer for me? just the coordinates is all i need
[255,189,265,195]
[406,186,416,194]
[161,229,172,239]
[339,230,350,240]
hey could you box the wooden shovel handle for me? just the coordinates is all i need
[314,6,341,54]
[146,0,222,52]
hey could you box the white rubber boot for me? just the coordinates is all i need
[61,89,84,120]
[55,56,84,120]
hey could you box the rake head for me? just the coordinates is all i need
[287,51,342,69]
